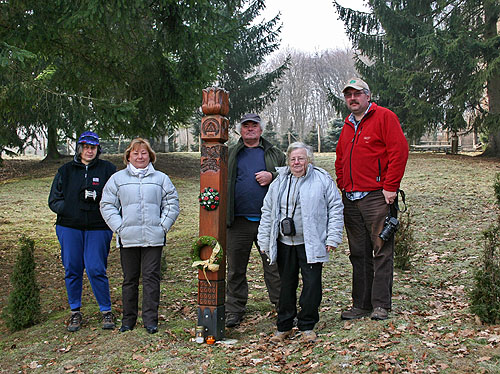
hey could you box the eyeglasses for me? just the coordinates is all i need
[343,91,364,99]
[289,157,307,163]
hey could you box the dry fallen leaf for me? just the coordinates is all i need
[477,356,491,362]
[29,361,39,369]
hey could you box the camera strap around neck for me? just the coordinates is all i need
[286,174,299,219]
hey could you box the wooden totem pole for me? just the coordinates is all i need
[196,87,229,341]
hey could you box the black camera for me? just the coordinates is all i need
[281,217,296,236]
[379,215,399,241]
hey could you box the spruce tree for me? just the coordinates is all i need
[217,0,289,127]
[3,235,41,331]
[332,1,500,153]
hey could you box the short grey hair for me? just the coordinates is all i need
[286,142,314,164]
[235,120,266,134]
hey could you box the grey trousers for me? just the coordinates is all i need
[226,217,281,315]
[120,246,162,327]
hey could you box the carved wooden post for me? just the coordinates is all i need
[197,87,229,341]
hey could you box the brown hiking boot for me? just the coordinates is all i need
[270,329,293,343]
[67,311,82,332]
[102,311,116,330]
[370,307,389,320]
[301,330,317,343]
[340,307,371,320]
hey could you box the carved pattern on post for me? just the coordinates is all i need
[200,144,228,173]
[201,116,228,142]
[202,87,229,116]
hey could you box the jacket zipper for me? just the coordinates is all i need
[348,124,362,192]
[346,108,374,191]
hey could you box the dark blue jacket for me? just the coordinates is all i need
[49,156,116,230]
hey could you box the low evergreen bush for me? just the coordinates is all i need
[3,235,41,331]
[470,224,500,324]
[470,173,500,324]
[394,210,415,270]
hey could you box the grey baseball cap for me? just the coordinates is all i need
[240,113,261,124]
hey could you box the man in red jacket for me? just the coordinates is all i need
[335,78,408,320]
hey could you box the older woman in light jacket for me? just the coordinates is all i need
[100,138,179,334]
[258,142,343,343]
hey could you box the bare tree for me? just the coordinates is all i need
[261,48,356,149]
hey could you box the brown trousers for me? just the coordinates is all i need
[343,190,394,310]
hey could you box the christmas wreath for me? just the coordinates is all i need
[191,236,223,283]
[198,187,220,211]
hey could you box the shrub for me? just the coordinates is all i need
[470,173,500,324]
[394,210,415,270]
[469,224,500,324]
[3,235,41,331]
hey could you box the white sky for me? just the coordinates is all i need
[260,0,369,52]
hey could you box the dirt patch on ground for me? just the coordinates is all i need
[0,152,201,182]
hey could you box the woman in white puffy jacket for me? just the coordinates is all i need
[257,142,343,343]
[100,138,179,334]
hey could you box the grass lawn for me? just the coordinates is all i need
[0,152,499,373]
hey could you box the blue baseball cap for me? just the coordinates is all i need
[77,131,100,146]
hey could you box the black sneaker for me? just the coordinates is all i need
[225,314,243,328]
[102,312,116,330]
[67,312,82,332]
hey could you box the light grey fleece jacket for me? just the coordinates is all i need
[257,164,344,265]
[100,163,179,248]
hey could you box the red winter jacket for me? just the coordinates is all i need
[335,103,408,193]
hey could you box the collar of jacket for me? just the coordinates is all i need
[72,154,99,168]
[235,136,274,152]
[126,162,155,177]
[345,102,378,127]
[276,163,315,179]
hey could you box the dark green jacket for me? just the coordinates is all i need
[227,137,286,227]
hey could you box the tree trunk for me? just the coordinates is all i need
[451,133,459,154]
[44,125,61,160]
[482,0,500,157]
[317,125,321,153]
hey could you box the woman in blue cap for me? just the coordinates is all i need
[49,131,117,332]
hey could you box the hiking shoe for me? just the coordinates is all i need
[145,325,158,334]
[270,329,293,343]
[341,307,371,320]
[226,314,243,328]
[102,312,115,330]
[67,311,82,332]
[301,330,317,343]
[119,325,134,333]
[370,307,389,320]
